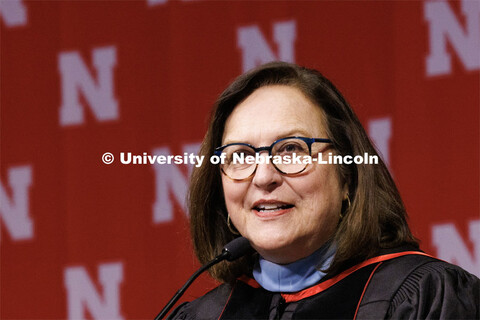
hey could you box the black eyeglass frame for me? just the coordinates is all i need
[214,136,332,181]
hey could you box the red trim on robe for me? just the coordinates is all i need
[237,275,261,288]
[237,251,434,303]
[353,262,383,320]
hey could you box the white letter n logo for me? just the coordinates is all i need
[424,0,480,76]
[432,220,480,277]
[0,165,33,242]
[64,262,124,320]
[237,20,296,72]
[0,0,28,28]
[58,46,119,126]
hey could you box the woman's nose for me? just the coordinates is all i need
[252,155,282,190]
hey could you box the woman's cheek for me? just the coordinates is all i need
[222,180,247,215]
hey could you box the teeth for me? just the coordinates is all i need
[255,204,292,211]
[258,204,282,210]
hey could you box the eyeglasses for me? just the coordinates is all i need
[214,136,332,181]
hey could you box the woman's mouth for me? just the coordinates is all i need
[252,202,295,218]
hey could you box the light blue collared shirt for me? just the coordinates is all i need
[253,242,335,293]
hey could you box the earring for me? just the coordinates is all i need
[227,215,240,235]
[340,194,351,220]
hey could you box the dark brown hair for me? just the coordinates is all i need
[188,61,418,283]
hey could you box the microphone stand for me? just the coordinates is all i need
[154,252,228,320]
[154,237,251,319]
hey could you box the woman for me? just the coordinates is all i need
[170,62,479,319]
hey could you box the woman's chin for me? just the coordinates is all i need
[249,236,297,261]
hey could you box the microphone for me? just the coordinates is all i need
[154,237,252,320]
[221,236,251,261]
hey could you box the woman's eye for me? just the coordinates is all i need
[279,143,302,153]
[226,148,254,163]
[286,144,299,152]
[234,149,254,156]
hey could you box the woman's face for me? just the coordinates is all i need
[221,85,346,264]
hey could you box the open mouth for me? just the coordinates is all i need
[253,203,295,212]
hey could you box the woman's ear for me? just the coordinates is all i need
[342,183,349,200]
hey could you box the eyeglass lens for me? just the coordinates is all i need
[219,138,311,180]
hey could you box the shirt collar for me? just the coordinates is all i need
[253,242,336,293]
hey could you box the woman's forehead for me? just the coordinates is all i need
[222,85,327,144]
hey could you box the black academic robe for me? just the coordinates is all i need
[168,250,480,319]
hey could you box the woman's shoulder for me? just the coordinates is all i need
[358,253,480,319]
[387,256,479,319]
[167,282,234,320]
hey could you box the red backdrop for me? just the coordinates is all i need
[1,1,479,319]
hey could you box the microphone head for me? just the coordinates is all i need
[222,237,252,261]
